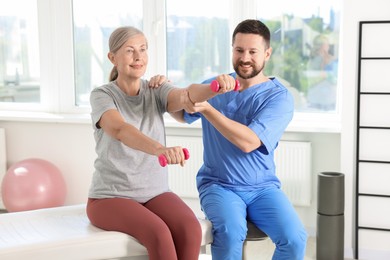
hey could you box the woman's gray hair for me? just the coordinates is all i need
[108,26,146,81]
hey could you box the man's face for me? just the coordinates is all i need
[232,33,271,79]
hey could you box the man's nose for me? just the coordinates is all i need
[240,51,251,62]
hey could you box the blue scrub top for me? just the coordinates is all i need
[184,73,294,192]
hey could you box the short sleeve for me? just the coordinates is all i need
[249,89,294,155]
[90,87,117,130]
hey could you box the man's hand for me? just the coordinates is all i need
[213,74,238,93]
[190,101,212,114]
[148,74,170,88]
[179,90,196,114]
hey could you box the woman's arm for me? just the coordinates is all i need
[99,109,187,166]
[166,74,237,112]
[169,111,185,123]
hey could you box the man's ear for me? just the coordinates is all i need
[265,47,272,61]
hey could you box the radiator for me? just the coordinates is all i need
[167,136,312,207]
[274,141,312,206]
[166,136,204,198]
[0,128,6,209]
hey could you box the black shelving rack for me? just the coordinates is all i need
[355,20,390,259]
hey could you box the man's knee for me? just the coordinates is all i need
[213,221,246,246]
[276,228,307,259]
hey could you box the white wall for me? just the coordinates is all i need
[0,121,96,205]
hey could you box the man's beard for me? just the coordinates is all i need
[233,61,264,79]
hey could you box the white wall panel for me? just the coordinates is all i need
[362,23,390,57]
[359,163,390,196]
[361,60,390,93]
[359,129,390,161]
[359,196,390,229]
[360,95,390,127]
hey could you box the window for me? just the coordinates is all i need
[0,0,342,131]
[0,0,40,103]
[165,0,341,113]
[256,0,341,113]
[72,0,143,107]
[166,0,231,86]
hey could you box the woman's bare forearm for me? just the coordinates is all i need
[167,74,237,112]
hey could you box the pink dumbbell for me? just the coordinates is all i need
[210,79,240,92]
[158,148,190,167]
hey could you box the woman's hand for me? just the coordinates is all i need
[156,146,187,167]
[148,74,170,88]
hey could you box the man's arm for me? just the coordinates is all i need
[190,101,261,153]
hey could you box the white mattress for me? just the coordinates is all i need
[0,204,213,260]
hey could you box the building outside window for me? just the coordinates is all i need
[257,0,341,112]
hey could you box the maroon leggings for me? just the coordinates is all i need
[87,192,202,260]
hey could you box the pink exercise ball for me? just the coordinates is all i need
[1,158,67,212]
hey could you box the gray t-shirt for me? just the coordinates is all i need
[88,80,174,203]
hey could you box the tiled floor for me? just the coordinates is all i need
[199,236,356,260]
[198,236,316,260]
[242,236,316,260]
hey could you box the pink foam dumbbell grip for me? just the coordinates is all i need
[158,148,190,167]
[210,79,240,92]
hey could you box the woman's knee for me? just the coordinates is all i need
[187,217,202,240]
[142,224,177,259]
[175,215,202,242]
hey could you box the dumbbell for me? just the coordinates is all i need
[210,79,240,92]
[158,148,190,167]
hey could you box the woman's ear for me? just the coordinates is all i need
[107,52,116,65]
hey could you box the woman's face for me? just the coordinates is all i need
[110,33,148,79]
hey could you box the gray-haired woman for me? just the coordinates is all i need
[86,26,236,260]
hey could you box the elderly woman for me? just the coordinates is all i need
[86,26,236,260]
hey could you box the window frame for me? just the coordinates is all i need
[0,0,342,133]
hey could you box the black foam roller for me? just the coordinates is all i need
[317,214,344,260]
[317,172,345,215]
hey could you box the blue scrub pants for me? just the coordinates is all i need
[199,184,307,260]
